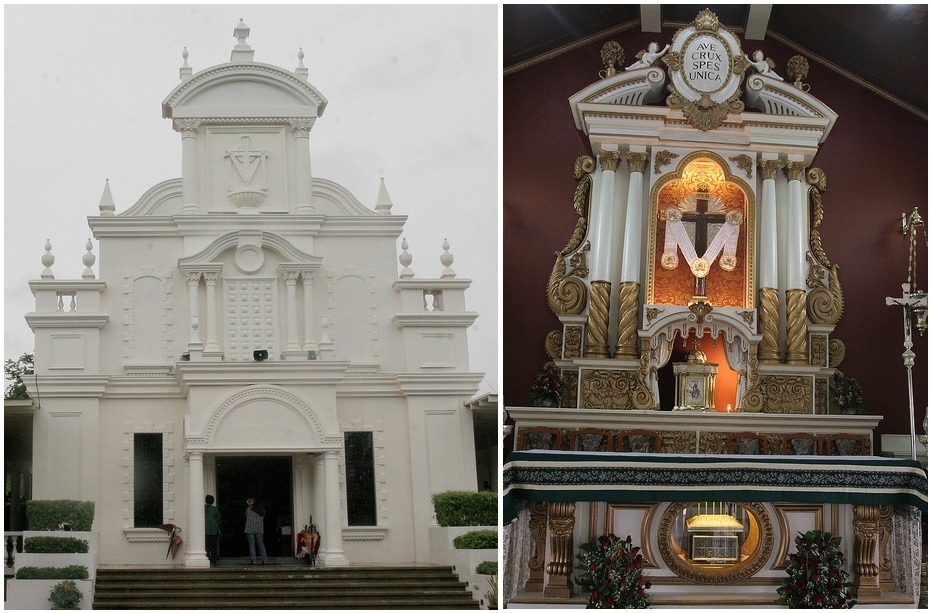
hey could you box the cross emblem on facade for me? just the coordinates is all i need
[225,136,268,189]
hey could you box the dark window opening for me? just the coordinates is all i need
[134,433,163,527]
[344,432,376,526]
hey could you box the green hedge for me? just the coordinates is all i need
[432,491,496,527]
[26,500,95,531]
[24,536,89,554]
[475,560,498,575]
[14,565,89,580]
[453,529,498,550]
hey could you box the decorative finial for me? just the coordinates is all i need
[231,18,255,63]
[693,8,720,31]
[98,179,116,216]
[599,42,623,79]
[41,239,55,279]
[787,55,810,92]
[440,238,455,278]
[82,239,96,280]
[295,47,308,79]
[399,238,414,278]
[180,47,192,79]
[375,178,393,215]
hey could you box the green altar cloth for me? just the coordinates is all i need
[503,450,927,524]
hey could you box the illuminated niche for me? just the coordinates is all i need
[659,501,773,583]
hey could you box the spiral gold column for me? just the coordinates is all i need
[543,501,576,598]
[785,289,808,364]
[584,281,611,358]
[615,281,640,359]
[758,287,781,363]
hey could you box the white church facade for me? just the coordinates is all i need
[22,20,487,568]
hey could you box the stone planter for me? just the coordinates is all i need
[428,525,498,609]
[4,579,93,610]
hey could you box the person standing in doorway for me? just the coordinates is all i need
[204,495,221,566]
[245,497,269,565]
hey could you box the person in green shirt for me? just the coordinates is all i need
[205,495,221,566]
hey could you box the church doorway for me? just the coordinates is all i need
[215,455,293,559]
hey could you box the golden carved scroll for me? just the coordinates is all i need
[543,501,576,598]
[525,501,548,593]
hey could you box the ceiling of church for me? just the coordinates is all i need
[504,4,927,117]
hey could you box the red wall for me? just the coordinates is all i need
[504,27,927,439]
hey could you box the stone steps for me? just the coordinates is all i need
[93,565,480,609]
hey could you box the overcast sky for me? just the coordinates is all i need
[4,5,499,397]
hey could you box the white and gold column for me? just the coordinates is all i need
[615,148,648,359]
[758,156,782,363]
[585,146,621,358]
[784,157,808,365]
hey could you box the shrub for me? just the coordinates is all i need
[24,536,89,554]
[49,580,84,609]
[432,491,496,527]
[15,565,89,580]
[27,500,95,531]
[453,529,498,550]
[475,560,498,575]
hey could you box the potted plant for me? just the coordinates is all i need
[575,533,651,609]
[777,530,855,608]
[48,579,84,609]
[830,373,867,415]
[529,362,563,407]
[484,574,498,609]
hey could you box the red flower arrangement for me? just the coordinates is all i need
[575,533,651,609]
[777,530,855,608]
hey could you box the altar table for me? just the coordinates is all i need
[503,450,927,524]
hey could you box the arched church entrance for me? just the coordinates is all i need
[215,455,294,559]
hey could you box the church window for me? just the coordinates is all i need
[133,433,163,527]
[344,432,377,526]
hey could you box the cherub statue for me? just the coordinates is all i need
[624,42,670,71]
[745,49,783,80]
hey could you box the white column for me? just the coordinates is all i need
[203,272,221,354]
[758,155,781,289]
[302,271,318,354]
[590,146,621,283]
[619,148,647,283]
[784,157,807,291]
[321,449,349,566]
[177,120,200,214]
[282,270,302,357]
[184,450,209,567]
[291,120,316,213]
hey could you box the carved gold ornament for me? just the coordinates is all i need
[600,41,624,79]
[654,150,679,174]
[729,154,753,179]
[760,375,812,414]
[786,55,810,90]
[805,168,844,327]
[585,281,612,358]
[580,368,653,410]
[545,330,562,360]
[547,156,595,316]
[667,89,745,132]
[693,8,720,31]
